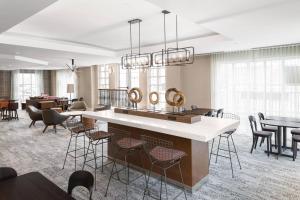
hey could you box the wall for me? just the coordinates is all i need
[75,55,212,110]
[181,55,211,108]
[0,70,11,98]
[164,55,211,108]
[77,67,93,107]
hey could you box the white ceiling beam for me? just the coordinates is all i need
[0,33,117,58]
[0,0,58,33]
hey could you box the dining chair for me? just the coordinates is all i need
[0,167,17,181]
[291,129,300,161]
[209,113,241,178]
[68,170,94,200]
[258,112,278,148]
[248,115,273,156]
[216,108,224,118]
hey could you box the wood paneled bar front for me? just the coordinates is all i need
[82,110,239,191]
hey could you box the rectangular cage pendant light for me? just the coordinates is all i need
[152,47,194,67]
[151,10,194,67]
[121,19,151,69]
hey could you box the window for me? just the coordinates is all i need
[129,69,139,88]
[98,65,109,89]
[56,70,77,98]
[148,68,166,108]
[119,66,128,89]
[18,72,37,102]
[212,46,300,130]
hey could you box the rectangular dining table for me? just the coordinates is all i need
[0,172,74,200]
[261,116,300,157]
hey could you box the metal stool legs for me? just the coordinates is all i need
[104,148,145,199]
[143,160,187,200]
[62,133,86,171]
[210,134,242,178]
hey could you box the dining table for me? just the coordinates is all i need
[0,172,74,200]
[260,116,300,157]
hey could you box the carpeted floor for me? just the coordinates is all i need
[1,110,300,200]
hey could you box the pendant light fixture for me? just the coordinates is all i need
[152,10,194,67]
[121,19,151,69]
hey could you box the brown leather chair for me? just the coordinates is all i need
[27,105,43,128]
[42,109,69,133]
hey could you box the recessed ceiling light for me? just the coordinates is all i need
[14,56,48,65]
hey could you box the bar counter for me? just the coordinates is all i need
[82,110,240,191]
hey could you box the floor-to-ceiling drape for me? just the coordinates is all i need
[11,70,44,103]
[212,45,300,130]
[56,69,77,99]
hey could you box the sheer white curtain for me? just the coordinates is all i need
[35,70,44,96]
[11,70,19,100]
[212,45,300,130]
[56,70,77,98]
[11,70,45,104]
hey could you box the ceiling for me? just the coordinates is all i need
[1,0,300,70]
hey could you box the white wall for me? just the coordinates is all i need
[76,55,212,109]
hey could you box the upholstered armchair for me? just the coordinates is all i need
[27,105,43,128]
[42,109,69,133]
[69,101,88,111]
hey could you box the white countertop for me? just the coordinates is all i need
[79,110,239,142]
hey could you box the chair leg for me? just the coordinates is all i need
[105,160,117,197]
[250,136,256,153]
[92,143,97,191]
[43,125,48,133]
[62,135,73,169]
[74,135,78,171]
[215,136,222,163]
[231,135,242,169]
[292,140,295,161]
[178,162,187,200]
[275,132,278,149]
[295,142,298,160]
[267,137,270,157]
[29,121,34,128]
[82,140,91,170]
[254,137,258,149]
[209,138,215,166]
[143,163,154,200]
[226,137,234,178]
[163,169,168,200]
[259,137,265,147]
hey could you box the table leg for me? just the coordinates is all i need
[283,127,287,149]
[277,126,282,155]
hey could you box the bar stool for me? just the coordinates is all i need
[62,119,93,171]
[82,126,113,190]
[141,135,187,200]
[105,127,146,199]
[209,113,241,178]
[291,129,300,161]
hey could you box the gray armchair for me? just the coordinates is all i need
[27,105,43,128]
[42,109,69,133]
[69,101,88,111]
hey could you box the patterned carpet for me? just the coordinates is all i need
[1,111,300,200]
